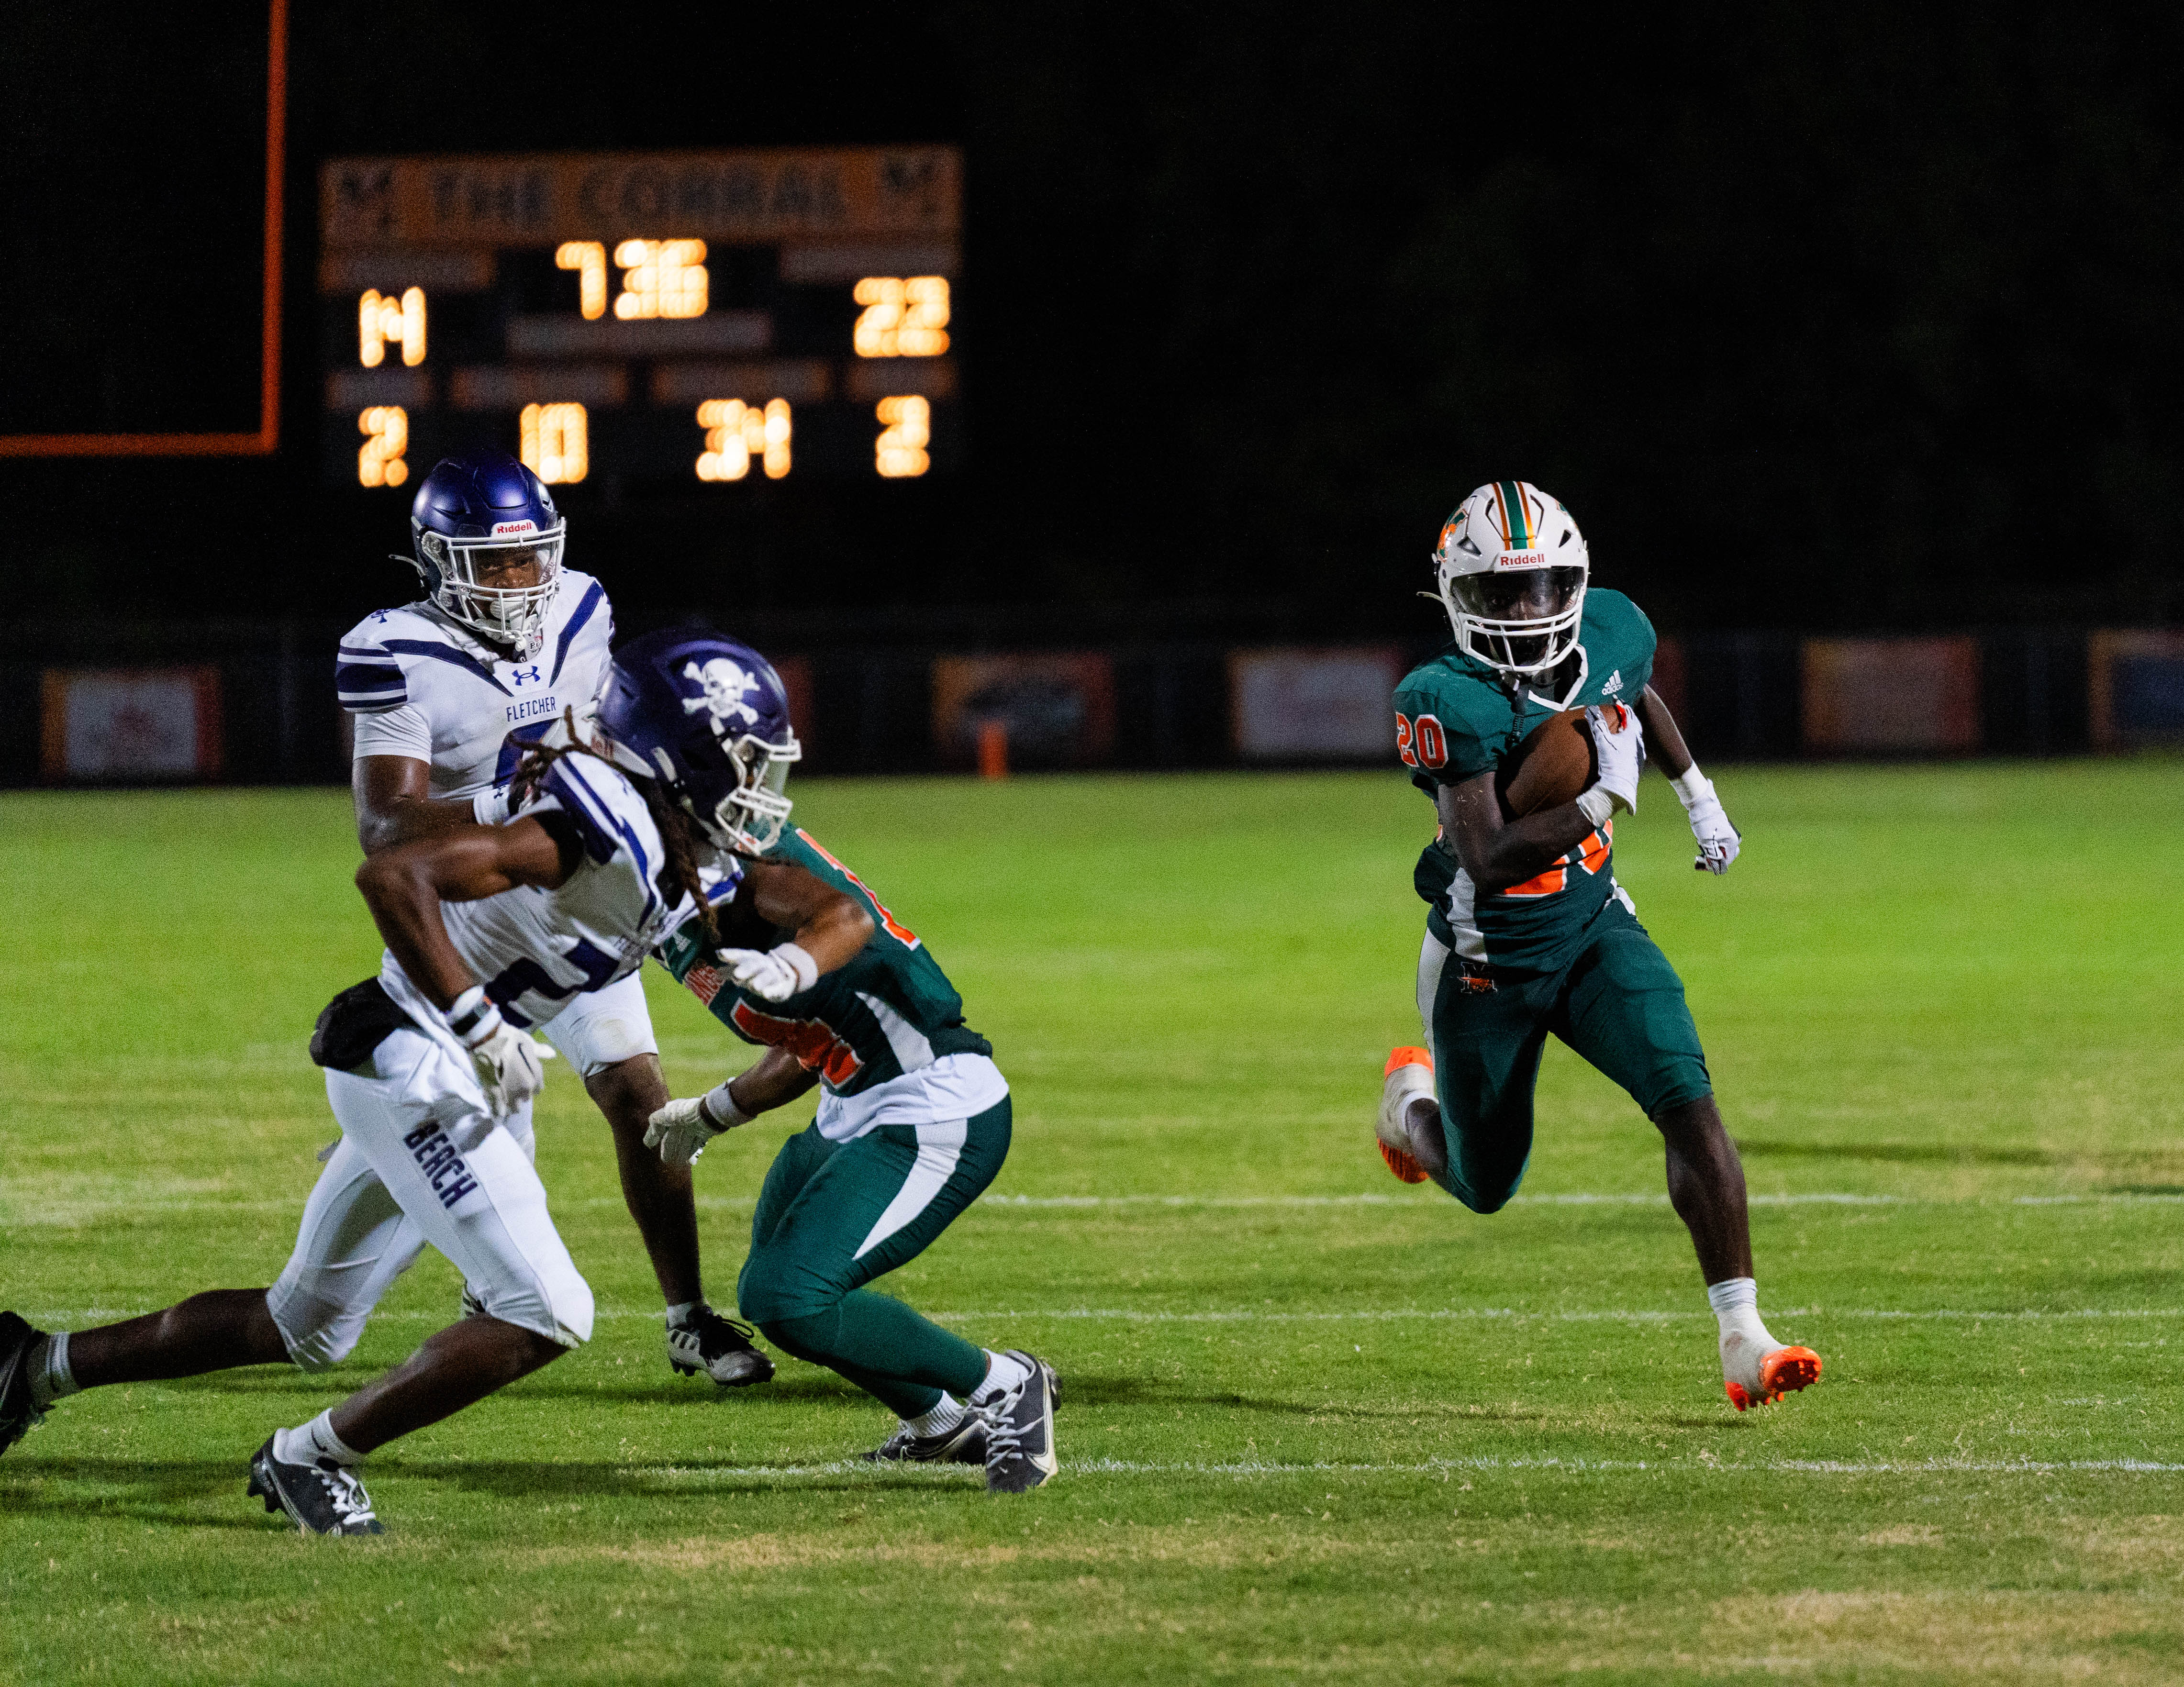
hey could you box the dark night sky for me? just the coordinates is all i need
[4,0,2182,641]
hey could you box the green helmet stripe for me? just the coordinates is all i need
[1496,479,1532,549]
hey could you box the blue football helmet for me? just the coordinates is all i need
[404,450,565,659]
[595,629,802,855]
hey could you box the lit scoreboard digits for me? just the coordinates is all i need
[319,148,961,490]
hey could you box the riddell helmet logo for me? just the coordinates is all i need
[1493,552,1549,569]
[492,520,537,535]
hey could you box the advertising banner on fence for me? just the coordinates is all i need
[1229,647,1404,762]
[2088,630,2184,747]
[931,653,1115,770]
[41,668,223,782]
[1801,638,1980,753]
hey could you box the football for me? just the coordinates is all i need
[1496,709,1596,819]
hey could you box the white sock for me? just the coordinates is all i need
[273,1409,366,1469]
[665,1300,706,1329]
[972,1350,1031,1404]
[1707,1277,1779,1371]
[904,1394,967,1437]
[27,1332,80,1411]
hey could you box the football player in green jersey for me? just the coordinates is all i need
[1377,479,1819,1411]
[644,827,1059,1493]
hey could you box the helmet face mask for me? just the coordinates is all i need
[680,730,800,857]
[1433,480,1590,678]
[1447,564,1586,673]
[415,526,564,657]
[406,451,566,660]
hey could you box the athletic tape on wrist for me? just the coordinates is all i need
[1575,787,1615,828]
[1671,766,1715,811]
[447,985,499,1044]
[772,942,819,995]
[702,1082,754,1130]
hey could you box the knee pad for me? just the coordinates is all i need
[471,1261,594,1348]
[265,1286,366,1375]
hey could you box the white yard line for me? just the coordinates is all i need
[11,1189,2179,1227]
[26,1303,2184,1328]
[619,1453,2184,1483]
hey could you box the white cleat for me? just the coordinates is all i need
[1376,1047,1434,1183]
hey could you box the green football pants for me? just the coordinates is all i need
[737,1098,1011,1418]
[1426,899,1711,1215]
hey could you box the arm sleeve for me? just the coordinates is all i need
[350,702,434,763]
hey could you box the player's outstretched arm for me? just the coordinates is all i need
[355,755,491,855]
[1634,686,1694,780]
[1634,685,1741,875]
[710,860,876,1002]
[355,818,579,1114]
[646,1048,817,1165]
[355,819,576,1010]
[1441,772,1603,895]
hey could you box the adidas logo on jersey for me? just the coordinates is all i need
[1600,670,1624,696]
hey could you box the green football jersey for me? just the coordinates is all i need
[653,827,992,1098]
[1394,588,1657,976]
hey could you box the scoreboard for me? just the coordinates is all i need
[320,147,960,491]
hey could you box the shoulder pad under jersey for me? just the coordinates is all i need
[530,754,656,874]
[1394,651,1515,788]
[542,571,612,690]
[1574,590,1657,702]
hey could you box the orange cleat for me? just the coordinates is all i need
[1725,1345,1823,1411]
[1380,1140,1427,1184]
[1376,1047,1434,1184]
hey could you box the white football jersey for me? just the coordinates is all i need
[378,746,689,1036]
[337,569,614,799]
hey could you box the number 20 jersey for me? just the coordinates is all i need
[1393,588,1657,977]
[377,748,687,1040]
[335,570,615,800]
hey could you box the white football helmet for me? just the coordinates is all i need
[1432,480,1589,677]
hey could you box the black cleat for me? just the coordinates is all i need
[0,1312,47,1456]
[669,1307,775,1387]
[862,1414,989,1465]
[246,1437,385,1536]
[980,1350,1059,1494]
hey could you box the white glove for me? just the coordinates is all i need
[715,942,819,1003]
[645,1086,751,1166]
[471,786,513,827]
[448,986,553,1116]
[1673,766,1741,874]
[1577,702,1644,824]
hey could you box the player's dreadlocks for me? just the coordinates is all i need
[508,711,721,947]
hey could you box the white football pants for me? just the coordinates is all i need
[267,1027,592,1372]
[539,967,657,1077]
[1417,929,1450,1043]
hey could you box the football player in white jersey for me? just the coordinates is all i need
[334,450,767,1387]
[0,633,866,1534]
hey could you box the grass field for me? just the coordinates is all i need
[2,761,2182,1685]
